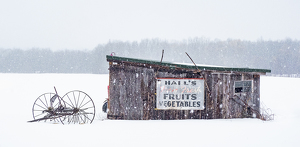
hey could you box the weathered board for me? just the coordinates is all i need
[107,55,269,120]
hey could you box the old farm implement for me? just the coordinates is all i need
[28,87,95,124]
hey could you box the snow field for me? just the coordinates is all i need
[0,74,299,147]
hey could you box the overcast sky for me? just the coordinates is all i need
[0,0,299,50]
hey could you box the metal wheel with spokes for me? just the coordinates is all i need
[32,93,65,123]
[61,90,95,124]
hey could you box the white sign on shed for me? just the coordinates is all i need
[156,78,205,110]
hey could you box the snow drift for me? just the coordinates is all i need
[0,74,299,147]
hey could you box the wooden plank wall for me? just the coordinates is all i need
[108,62,260,120]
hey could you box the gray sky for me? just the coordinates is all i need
[0,0,299,50]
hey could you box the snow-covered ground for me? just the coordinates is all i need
[0,74,299,147]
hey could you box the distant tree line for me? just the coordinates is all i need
[0,38,299,74]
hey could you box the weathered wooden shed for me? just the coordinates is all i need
[106,55,271,120]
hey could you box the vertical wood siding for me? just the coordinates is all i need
[108,62,260,120]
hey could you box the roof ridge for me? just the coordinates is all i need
[106,55,271,73]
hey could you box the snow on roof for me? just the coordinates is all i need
[106,55,271,73]
[172,62,226,68]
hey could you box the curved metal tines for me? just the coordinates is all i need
[61,90,95,124]
[30,90,95,124]
[31,93,66,123]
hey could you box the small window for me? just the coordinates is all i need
[234,81,252,93]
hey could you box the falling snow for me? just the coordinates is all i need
[0,74,299,147]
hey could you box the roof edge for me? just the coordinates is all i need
[106,55,271,73]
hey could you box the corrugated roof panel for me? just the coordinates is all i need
[106,55,271,73]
